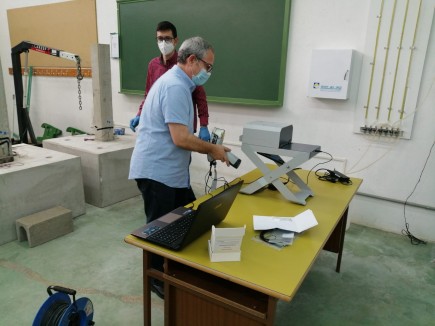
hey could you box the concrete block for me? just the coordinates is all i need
[16,206,73,247]
[0,144,85,245]
[43,134,140,207]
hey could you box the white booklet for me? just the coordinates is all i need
[253,209,318,233]
[208,225,246,262]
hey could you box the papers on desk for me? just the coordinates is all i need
[208,225,246,262]
[253,210,317,249]
[253,209,318,233]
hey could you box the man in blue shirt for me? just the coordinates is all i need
[129,37,230,298]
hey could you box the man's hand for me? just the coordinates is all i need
[168,123,230,166]
[209,145,231,166]
[198,126,211,142]
[130,116,140,132]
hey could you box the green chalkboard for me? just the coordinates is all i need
[117,0,291,106]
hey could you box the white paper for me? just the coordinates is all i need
[208,240,242,262]
[253,209,318,233]
[210,225,246,253]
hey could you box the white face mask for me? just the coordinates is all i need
[157,40,175,56]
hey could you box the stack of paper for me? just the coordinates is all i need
[208,225,246,262]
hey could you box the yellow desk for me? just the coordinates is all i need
[125,169,362,325]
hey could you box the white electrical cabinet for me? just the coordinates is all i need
[308,49,356,100]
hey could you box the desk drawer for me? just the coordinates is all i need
[165,261,276,326]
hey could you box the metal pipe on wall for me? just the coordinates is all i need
[357,190,435,211]
[364,0,385,121]
[375,0,398,120]
[399,0,423,120]
[387,0,410,122]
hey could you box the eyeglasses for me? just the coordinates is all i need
[156,36,174,42]
[197,57,213,73]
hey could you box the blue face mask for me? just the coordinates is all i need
[192,68,211,86]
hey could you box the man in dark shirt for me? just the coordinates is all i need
[129,21,210,141]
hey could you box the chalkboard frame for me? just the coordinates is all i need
[117,0,291,106]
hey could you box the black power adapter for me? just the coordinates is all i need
[329,169,350,183]
[318,169,352,185]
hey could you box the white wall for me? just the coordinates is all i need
[1,0,434,242]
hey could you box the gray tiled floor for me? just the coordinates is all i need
[1,193,434,325]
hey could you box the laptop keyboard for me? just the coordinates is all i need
[147,211,196,249]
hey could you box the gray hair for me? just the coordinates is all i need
[177,36,214,64]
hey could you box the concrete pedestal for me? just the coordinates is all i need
[0,144,85,245]
[43,134,140,208]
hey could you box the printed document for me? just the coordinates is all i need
[253,209,318,233]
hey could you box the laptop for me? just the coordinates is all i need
[131,180,244,251]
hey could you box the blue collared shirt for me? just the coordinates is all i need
[129,65,196,188]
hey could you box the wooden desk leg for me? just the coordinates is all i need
[335,207,348,273]
[267,296,278,326]
[143,251,152,326]
[323,206,349,273]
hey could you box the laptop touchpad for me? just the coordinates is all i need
[160,212,182,223]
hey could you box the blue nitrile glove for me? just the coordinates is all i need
[130,116,140,132]
[199,126,211,142]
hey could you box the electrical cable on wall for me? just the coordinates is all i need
[401,140,434,245]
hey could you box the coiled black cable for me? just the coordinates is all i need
[40,300,69,326]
